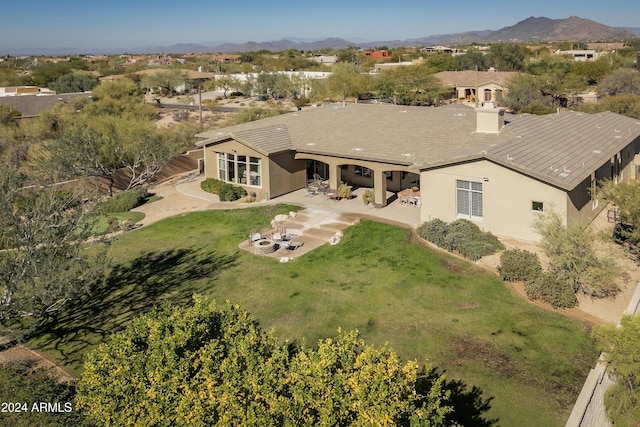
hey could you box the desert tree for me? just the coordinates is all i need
[592,314,640,425]
[0,163,101,323]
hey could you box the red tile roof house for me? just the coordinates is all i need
[196,102,640,242]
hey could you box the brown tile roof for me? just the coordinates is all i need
[484,111,640,190]
[434,70,519,88]
[196,103,640,191]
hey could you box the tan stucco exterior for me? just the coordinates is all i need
[203,138,306,199]
[420,160,568,242]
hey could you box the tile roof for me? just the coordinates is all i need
[196,103,640,191]
[434,70,519,87]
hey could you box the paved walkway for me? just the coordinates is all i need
[137,171,422,230]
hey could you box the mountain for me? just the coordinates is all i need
[2,16,636,56]
[449,16,637,44]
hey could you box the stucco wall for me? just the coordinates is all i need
[267,152,306,199]
[203,140,306,199]
[420,160,568,242]
[202,139,266,196]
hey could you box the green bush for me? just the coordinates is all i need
[417,218,504,261]
[498,249,542,282]
[525,270,578,308]
[96,187,148,213]
[200,178,246,201]
[362,189,375,205]
[417,218,448,247]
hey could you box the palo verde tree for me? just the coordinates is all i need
[592,314,640,425]
[375,63,448,106]
[139,69,188,96]
[325,63,370,102]
[0,163,101,323]
[50,115,180,195]
[76,296,453,427]
[533,209,619,300]
[598,178,640,252]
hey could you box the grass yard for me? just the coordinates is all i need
[26,205,598,426]
[89,211,146,235]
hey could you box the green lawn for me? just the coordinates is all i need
[90,211,146,234]
[27,205,598,426]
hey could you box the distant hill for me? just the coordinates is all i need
[448,16,637,44]
[2,16,637,56]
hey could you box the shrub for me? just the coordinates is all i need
[337,184,352,199]
[417,218,504,261]
[96,187,148,213]
[525,270,578,308]
[498,249,542,282]
[106,216,120,233]
[200,178,246,201]
[417,218,448,248]
[362,189,375,205]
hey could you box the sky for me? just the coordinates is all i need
[1,0,638,53]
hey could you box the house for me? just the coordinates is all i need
[363,50,392,59]
[433,69,519,103]
[196,102,640,242]
[420,46,458,54]
[311,55,338,66]
[555,49,599,62]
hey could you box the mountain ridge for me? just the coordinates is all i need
[3,16,638,56]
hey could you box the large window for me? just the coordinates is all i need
[456,180,483,220]
[217,153,261,186]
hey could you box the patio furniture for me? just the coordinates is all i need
[324,189,338,201]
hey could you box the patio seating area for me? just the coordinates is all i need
[238,208,358,260]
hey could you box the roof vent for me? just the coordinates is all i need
[352,147,364,152]
[400,152,413,157]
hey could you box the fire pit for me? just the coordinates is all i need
[253,239,277,254]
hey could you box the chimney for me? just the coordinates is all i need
[476,102,505,134]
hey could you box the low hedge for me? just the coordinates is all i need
[498,249,542,282]
[96,187,148,214]
[498,248,579,308]
[525,271,578,308]
[417,218,504,261]
[200,178,247,202]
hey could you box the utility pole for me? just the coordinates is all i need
[198,85,203,130]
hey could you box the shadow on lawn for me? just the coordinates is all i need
[30,247,237,369]
[417,368,497,427]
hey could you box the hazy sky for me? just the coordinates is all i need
[2,0,638,52]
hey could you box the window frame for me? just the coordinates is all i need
[456,179,483,220]
[531,201,544,212]
[217,152,262,187]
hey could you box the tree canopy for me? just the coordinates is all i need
[593,314,640,425]
[0,163,101,322]
[77,296,453,426]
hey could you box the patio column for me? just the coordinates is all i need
[373,170,388,207]
[328,164,341,190]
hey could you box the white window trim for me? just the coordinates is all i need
[456,180,483,221]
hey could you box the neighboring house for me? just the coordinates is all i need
[433,69,519,103]
[363,50,392,59]
[196,102,640,242]
[311,55,338,66]
[555,49,600,62]
[371,58,424,73]
[420,46,458,54]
